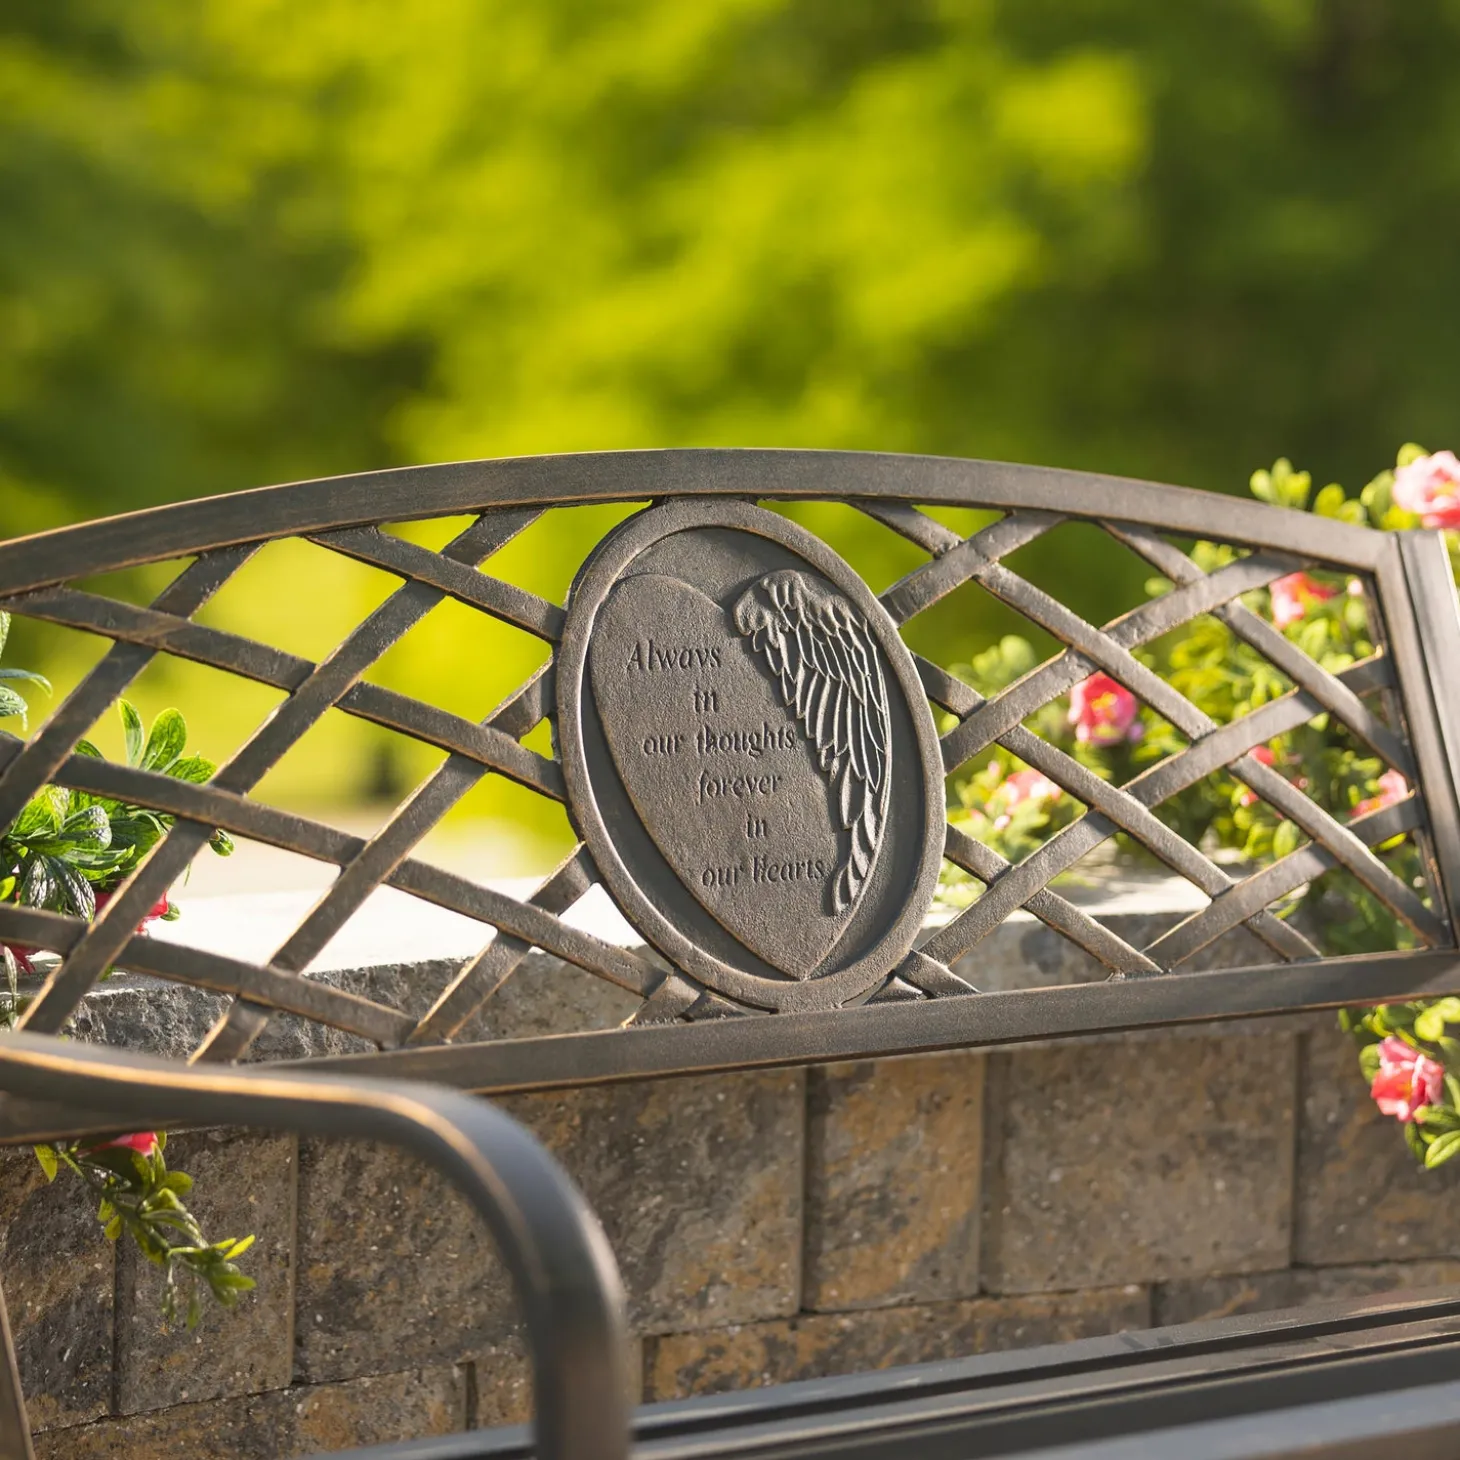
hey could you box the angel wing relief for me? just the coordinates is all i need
[732,572,891,916]
[560,499,943,1004]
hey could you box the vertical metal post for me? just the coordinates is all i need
[0,1282,34,1460]
[1392,531,1460,932]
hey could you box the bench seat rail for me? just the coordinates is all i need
[333,1288,1460,1460]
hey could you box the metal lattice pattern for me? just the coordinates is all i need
[0,452,1454,1073]
[0,510,659,1062]
[862,502,1445,979]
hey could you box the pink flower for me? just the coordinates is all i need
[94,890,173,931]
[1004,769,1062,806]
[991,768,1062,830]
[89,1132,160,1158]
[1393,450,1460,529]
[1068,674,1143,746]
[1370,1036,1445,1123]
[1354,769,1408,819]
[1269,572,1337,629]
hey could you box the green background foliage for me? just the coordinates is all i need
[4,0,1460,853]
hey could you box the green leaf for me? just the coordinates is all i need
[1313,483,1348,519]
[1361,471,1394,520]
[1425,1129,1460,1168]
[1272,819,1301,861]
[1406,1121,1428,1162]
[0,685,28,723]
[1250,458,1311,510]
[119,700,145,767]
[1415,1005,1447,1042]
[107,811,167,861]
[1296,618,1329,658]
[142,709,187,771]
[61,803,111,850]
[168,755,215,784]
[1378,1004,1418,1032]
[33,1145,58,1182]
[19,856,56,910]
[0,668,52,692]
[48,858,95,919]
[223,1234,255,1260]
[12,787,60,837]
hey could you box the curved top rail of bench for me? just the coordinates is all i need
[0,449,1386,596]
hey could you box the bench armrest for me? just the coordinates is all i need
[0,1030,629,1460]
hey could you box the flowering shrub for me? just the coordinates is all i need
[940,445,1460,1169]
[32,1135,255,1327]
[1339,1002,1460,1169]
[0,610,252,1325]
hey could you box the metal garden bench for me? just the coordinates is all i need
[2,448,1460,1458]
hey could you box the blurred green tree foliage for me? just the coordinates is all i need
[3,0,1458,833]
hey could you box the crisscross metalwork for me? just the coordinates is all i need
[0,450,1456,1097]
[0,506,658,1065]
[864,500,1446,976]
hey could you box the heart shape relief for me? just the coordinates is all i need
[589,571,890,978]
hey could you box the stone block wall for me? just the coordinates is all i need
[17,1012,1460,1458]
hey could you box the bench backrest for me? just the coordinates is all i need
[2,449,1458,1118]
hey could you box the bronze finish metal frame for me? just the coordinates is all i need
[0,450,1456,1105]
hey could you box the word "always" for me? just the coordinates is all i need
[625,639,722,672]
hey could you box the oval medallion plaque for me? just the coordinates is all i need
[556,499,945,1011]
